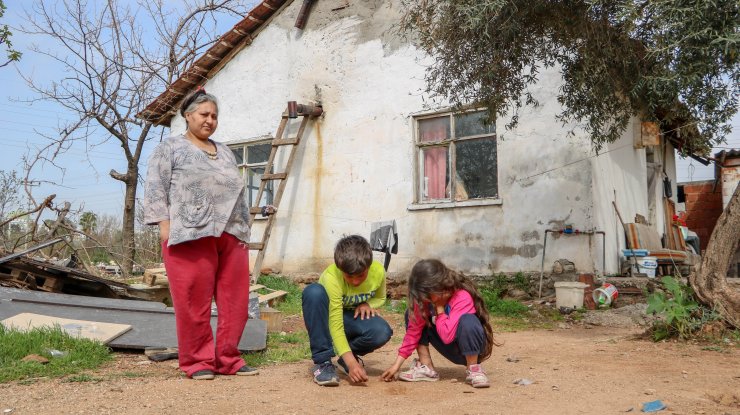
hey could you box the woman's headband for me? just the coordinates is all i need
[180,86,207,116]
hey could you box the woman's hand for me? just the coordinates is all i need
[159,220,170,243]
[381,356,406,382]
[353,302,377,320]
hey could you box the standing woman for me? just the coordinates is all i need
[143,88,257,380]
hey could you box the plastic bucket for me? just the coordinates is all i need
[554,282,587,309]
[593,283,619,306]
[635,256,658,278]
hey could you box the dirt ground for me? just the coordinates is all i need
[2,314,740,415]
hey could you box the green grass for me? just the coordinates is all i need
[479,287,529,318]
[242,331,311,367]
[0,325,112,383]
[62,374,104,383]
[257,275,303,315]
[383,299,407,314]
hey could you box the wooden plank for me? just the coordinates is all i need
[249,242,264,250]
[258,290,287,305]
[272,138,298,146]
[259,307,283,332]
[2,312,132,344]
[249,284,265,292]
[261,173,287,180]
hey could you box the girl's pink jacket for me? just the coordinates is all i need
[398,289,476,358]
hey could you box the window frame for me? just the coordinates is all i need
[409,108,502,210]
[227,137,274,217]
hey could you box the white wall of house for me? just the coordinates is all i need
[167,0,655,276]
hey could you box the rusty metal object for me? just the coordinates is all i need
[294,0,316,30]
[296,103,323,117]
[287,101,298,118]
[287,101,323,118]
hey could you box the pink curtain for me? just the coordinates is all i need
[418,117,450,200]
[423,147,448,199]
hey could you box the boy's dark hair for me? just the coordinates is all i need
[334,235,373,275]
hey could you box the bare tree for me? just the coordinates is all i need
[18,0,255,274]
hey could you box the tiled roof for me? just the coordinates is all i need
[715,149,740,159]
[138,0,290,126]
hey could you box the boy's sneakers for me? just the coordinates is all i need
[312,361,339,386]
[236,365,259,376]
[465,364,490,388]
[190,369,215,380]
[398,358,439,382]
[336,354,364,376]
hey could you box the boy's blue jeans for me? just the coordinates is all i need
[405,309,486,366]
[302,283,393,364]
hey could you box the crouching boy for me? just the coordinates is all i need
[302,235,393,386]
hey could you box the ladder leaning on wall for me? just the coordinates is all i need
[248,101,323,283]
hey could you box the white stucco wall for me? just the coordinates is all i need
[167,0,656,276]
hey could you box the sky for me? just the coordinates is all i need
[1,0,738,221]
[1,0,251,219]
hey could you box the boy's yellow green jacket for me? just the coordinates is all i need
[318,260,387,356]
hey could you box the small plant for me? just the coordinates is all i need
[646,276,717,341]
[479,287,529,318]
[512,272,530,292]
[63,374,103,383]
[384,299,407,314]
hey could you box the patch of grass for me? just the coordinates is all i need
[257,275,303,315]
[63,374,104,383]
[116,371,146,379]
[701,345,728,353]
[0,325,112,383]
[383,299,407,315]
[479,287,529,318]
[242,331,311,367]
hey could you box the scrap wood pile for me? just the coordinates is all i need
[0,255,132,299]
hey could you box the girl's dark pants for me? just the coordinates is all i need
[302,283,393,364]
[405,310,486,365]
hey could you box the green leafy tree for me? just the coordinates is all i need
[401,0,740,327]
[79,211,98,235]
[0,0,21,68]
[401,0,738,150]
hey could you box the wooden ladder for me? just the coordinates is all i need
[248,101,323,282]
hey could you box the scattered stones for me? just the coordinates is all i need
[644,388,656,395]
[506,355,520,363]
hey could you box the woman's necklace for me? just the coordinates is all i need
[186,132,218,160]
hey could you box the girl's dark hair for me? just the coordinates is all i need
[179,87,218,117]
[408,259,500,362]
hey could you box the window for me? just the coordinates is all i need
[229,141,273,207]
[414,109,498,203]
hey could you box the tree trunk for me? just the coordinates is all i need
[689,184,740,328]
[120,168,138,276]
